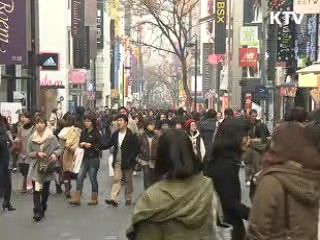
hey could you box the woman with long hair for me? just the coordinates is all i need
[247,122,320,239]
[0,115,15,211]
[27,114,62,221]
[127,129,216,240]
[58,113,81,198]
[185,119,206,162]
[205,118,250,240]
[69,114,102,206]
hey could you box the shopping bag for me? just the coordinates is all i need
[72,148,84,174]
[108,153,114,177]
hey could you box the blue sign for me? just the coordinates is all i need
[255,85,268,99]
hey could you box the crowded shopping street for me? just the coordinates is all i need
[3,0,320,239]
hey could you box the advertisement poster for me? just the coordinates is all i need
[240,26,259,47]
[0,102,22,124]
[239,48,258,67]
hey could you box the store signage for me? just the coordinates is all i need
[202,43,213,91]
[71,0,83,36]
[69,69,87,85]
[270,11,304,25]
[276,1,295,70]
[96,1,104,49]
[0,0,27,64]
[294,0,320,14]
[240,26,259,47]
[72,0,89,69]
[40,75,64,88]
[239,48,258,67]
[38,53,59,70]
[214,0,226,54]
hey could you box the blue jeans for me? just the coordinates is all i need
[76,157,100,193]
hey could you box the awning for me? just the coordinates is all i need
[298,73,318,88]
[297,64,320,74]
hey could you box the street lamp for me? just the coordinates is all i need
[187,37,198,112]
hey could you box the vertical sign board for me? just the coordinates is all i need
[72,0,89,69]
[202,43,213,92]
[96,1,104,49]
[276,1,296,75]
[214,0,226,54]
[0,1,27,64]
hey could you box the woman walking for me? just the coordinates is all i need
[69,114,103,206]
[58,113,81,198]
[185,119,206,162]
[205,118,250,240]
[16,112,34,193]
[0,115,15,211]
[27,114,62,221]
[127,129,217,240]
[247,122,320,239]
[137,119,158,189]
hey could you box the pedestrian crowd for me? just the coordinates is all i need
[1,105,320,240]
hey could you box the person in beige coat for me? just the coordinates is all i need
[58,114,81,198]
[247,122,320,240]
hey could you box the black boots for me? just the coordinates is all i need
[2,202,16,211]
[33,190,48,222]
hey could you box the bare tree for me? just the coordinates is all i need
[128,0,200,110]
[143,64,179,107]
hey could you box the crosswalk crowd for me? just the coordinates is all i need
[1,105,320,239]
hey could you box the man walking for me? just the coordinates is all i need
[104,114,139,207]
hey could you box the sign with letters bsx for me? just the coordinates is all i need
[0,0,27,64]
[214,0,226,54]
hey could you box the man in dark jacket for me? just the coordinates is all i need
[199,109,218,157]
[104,114,139,207]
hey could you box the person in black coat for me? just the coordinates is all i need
[104,114,139,207]
[205,118,250,240]
[0,116,15,211]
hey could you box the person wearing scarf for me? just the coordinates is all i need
[27,114,62,222]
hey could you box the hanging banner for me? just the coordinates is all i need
[239,48,258,67]
[214,0,226,54]
[294,0,320,14]
[0,0,27,64]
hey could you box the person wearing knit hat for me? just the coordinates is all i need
[247,121,320,240]
[185,119,206,163]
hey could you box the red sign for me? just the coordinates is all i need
[239,48,258,67]
[245,93,252,112]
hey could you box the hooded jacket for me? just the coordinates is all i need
[127,174,215,240]
[248,122,320,240]
[247,163,320,240]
